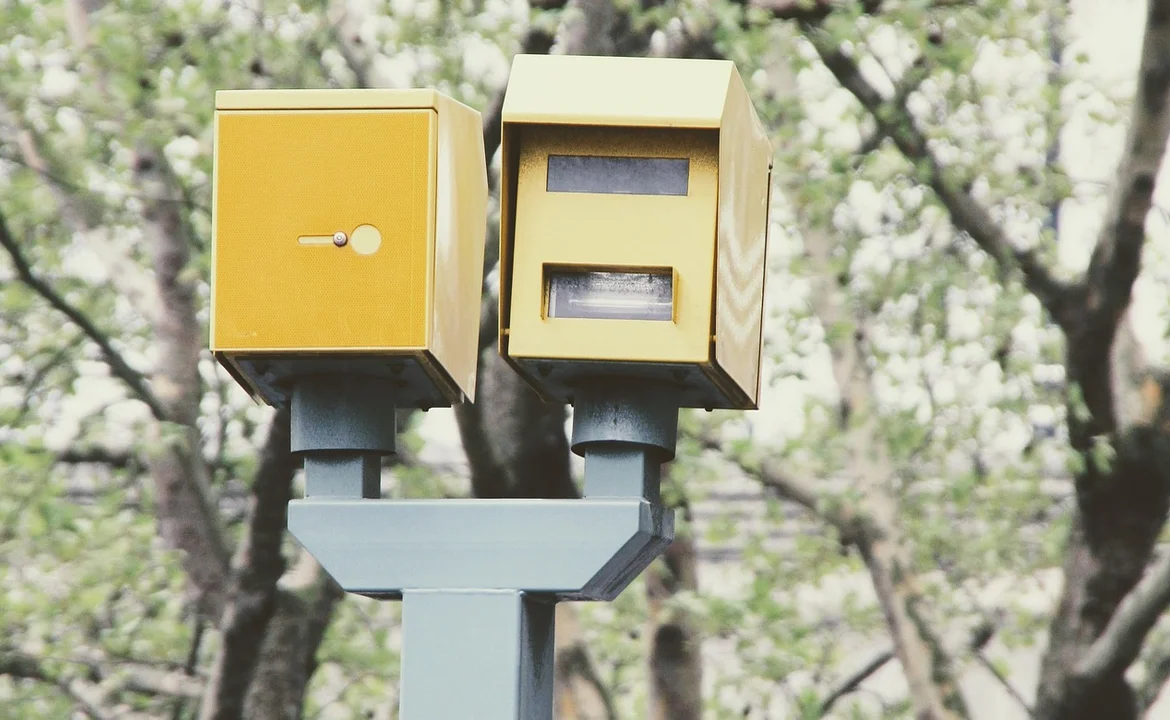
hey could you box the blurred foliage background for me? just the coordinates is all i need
[2,0,1170,719]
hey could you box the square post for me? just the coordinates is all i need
[291,375,396,499]
[399,590,556,719]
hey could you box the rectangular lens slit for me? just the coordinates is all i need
[546,156,689,196]
[547,269,673,322]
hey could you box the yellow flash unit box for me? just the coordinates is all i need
[498,55,773,410]
[210,89,487,408]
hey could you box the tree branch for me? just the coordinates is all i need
[696,191,967,719]
[797,22,1073,326]
[796,172,966,717]
[817,615,1005,715]
[242,554,344,719]
[553,602,618,720]
[819,649,895,714]
[0,207,165,419]
[647,521,702,720]
[703,419,967,720]
[12,332,84,425]
[555,633,619,720]
[0,647,202,712]
[749,0,969,20]
[1078,0,1170,356]
[693,425,870,543]
[171,618,205,720]
[458,7,575,502]
[9,122,162,315]
[133,149,232,623]
[482,24,558,186]
[325,0,372,89]
[57,446,135,468]
[1137,644,1170,712]
[0,147,208,214]
[1075,550,1170,682]
[297,565,344,686]
[199,408,296,720]
[1033,5,1170,716]
[973,652,1034,718]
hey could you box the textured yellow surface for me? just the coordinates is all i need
[714,67,773,407]
[212,109,434,352]
[430,94,489,400]
[498,54,773,409]
[505,126,718,364]
[502,54,732,128]
[216,88,441,111]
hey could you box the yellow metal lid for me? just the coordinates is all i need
[501,54,737,128]
[215,88,444,111]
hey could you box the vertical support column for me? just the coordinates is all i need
[571,379,679,502]
[290,375,397,498]
[289,374,678,720]
[399,590,556,720]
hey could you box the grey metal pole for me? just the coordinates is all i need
[571,378,679,502]
[400,590,556,718]
[287,375,678,720]
[290,374,396,499]
[393,379,678,719]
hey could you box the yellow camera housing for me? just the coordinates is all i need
[498,55,773,409]
[211,89,487,407]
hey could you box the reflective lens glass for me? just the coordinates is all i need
[547,270,673,321]
[546,156,689,196]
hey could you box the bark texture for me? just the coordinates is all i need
[1031,2,1170,717]
[200,407,297,720]
[243,558,345,720]
[554,604,618,719]
[136,151,233,626]
[646,509,703,720]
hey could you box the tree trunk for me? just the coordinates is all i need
[455,347,575,499]
[646,525,702,720]
[555,604,617,720]
[1034,317,1170,720]
[244,557,344,720]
